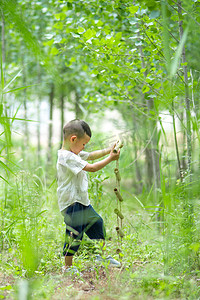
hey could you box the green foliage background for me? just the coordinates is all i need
[0,0,200,298]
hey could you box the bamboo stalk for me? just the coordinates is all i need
[114,168,121,182]
[116,227,125,238]
[114,208,124,219]
[113,140,123,153]
[116,248,121,254]
[114,188,123,202]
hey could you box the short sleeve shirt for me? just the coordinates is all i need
[57,150,90,212]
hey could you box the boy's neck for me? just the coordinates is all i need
[62,141,70,151]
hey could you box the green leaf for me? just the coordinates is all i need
[0,175,10,184]
[50,47,59,55]
[3,69,22,92]
[71,32,80,38]
[83,29,96,40]
[129,6,138,15]
[0,160,14,175]
[70,57,76,63]
[149,10,160,19]
[43,39,54,47]
[142,85,150,93]
[154,82,161,89]
[55,12,66,20]
[3,85,36,94]
[77,27,85,34]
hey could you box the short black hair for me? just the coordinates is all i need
[63,119,92,140]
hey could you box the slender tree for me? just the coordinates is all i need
[47,82,54,162]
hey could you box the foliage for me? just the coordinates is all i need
[1,0,200,298]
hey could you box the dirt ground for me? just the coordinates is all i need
[51,266,125,300]
[0,266,127,299]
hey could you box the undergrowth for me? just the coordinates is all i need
[0,161,200,299]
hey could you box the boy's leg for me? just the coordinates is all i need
[84,205,121,267]
[83,205,106,242]
[62,203,85,266]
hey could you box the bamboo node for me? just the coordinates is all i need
[113,140,123,153]
[114,168,121,182]
[116,248,121,254]
[114,188,123,202]
[116,226,125,238]
[114,208,124,219]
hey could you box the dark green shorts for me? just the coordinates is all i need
[62,202,106,256]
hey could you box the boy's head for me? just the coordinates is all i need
[62,119,91,154]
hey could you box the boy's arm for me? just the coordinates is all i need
[87,147,112,161]
[83,147,120,172]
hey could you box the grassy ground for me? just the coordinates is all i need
[1,207,200,299]
[1,159,200,299]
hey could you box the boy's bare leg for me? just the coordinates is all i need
[65,255,73,268]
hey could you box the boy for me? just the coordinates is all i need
[57,119,121,271]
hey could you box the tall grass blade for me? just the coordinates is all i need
[170,27,189,78]
[3,85,36,94]
[3,69,22,91]
[0,175,9,184]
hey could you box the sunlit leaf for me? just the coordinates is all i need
[142,85,150,93]
[128,5,138,15]
[77,27,85,34]
[50,47,59,55]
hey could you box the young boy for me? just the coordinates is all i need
[57,119,121,270]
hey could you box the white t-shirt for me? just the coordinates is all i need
[57,150,90,212]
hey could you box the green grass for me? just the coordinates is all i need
[0,157,200,299]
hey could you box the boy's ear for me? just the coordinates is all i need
[70,135,77,142]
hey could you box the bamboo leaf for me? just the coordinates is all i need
[3,69,22,92]
[11,105,21,124]
[0,175,10,184]
[0,160,15,174]
[3,84,36,94]
[170,27,189,78]
[1,117,37,122]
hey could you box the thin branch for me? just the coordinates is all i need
[124,125,157,169]
[170,0,200,26]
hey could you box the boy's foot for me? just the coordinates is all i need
[95,254,104,263]
[95,255,121,268]
[62,266,82,276]
[106,255,121,268]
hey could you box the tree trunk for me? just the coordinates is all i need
[132,112,143,193]
[60,87,65,148]
[21,54,29,154]
[137,35,160,196]
[177,0,192,180]
[1,12,6,74]
[172,101,183,181]
[47,83,54,162]
[177,0,193,230]
[75,90,82,119]
[37,62,41,164]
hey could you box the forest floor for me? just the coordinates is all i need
[1,252,200,299]
[1,259,155,299]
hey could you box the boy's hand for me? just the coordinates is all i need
[109,144,120,161]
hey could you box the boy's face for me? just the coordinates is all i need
[70,133,90,155]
